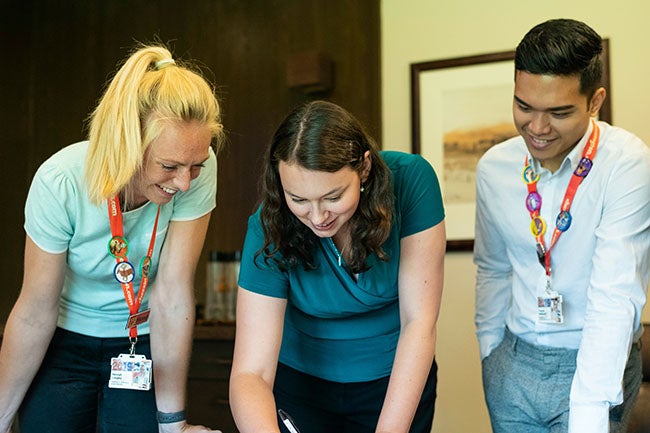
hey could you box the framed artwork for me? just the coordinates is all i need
[410,40,610,251]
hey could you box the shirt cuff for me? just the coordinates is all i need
[477,330,505,360]
[569,402,609,433]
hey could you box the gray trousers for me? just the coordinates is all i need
[482,328,642,433]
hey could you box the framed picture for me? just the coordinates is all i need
[410,40,610,252]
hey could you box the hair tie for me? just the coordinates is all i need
[154,58,176,70]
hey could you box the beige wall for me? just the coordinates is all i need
[380,1,650,432]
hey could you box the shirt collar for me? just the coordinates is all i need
[527,120,596,177]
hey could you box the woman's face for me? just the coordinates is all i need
[278,161,365,239]
[132,119,212,206]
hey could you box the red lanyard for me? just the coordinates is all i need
[107,196,161,338]
[522,120,600,277]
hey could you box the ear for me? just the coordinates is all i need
[588,87,607,117]
[360,150,372,183]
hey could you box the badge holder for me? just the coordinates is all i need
[537,278,564,324]
[108,337,153,391]
[107,306,153,392]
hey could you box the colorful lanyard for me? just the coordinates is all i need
[522,120,600,277]
[107,196,161,339]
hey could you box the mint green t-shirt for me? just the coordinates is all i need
[24,141,217,338]
[238,151,444,382]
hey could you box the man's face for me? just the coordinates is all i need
[513,71,605,172]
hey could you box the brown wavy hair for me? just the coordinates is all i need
[256,100,394,273]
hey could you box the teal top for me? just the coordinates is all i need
[238,151,444,382]
[24,141,217,338]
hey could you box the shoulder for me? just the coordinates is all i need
[379,151,444,230]
[594,122,650,188]
[598,122,649,160]
[32,141,88,195]
[380,150,435,180]
[244,207,266,243]
[380,150,429,168]
[38,141,88,175]
[205,145,218,170]
[380,151,439,194]
[477,135,525,174]
[247,206,263,228]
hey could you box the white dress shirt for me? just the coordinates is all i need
[474,120,650,432]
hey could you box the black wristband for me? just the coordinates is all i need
[156,410,186,424]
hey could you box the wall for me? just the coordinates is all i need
[0,0,380,321]
[381,1,650,432]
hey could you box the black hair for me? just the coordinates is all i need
[515,18,603,98]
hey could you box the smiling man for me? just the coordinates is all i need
[474,18,650,433]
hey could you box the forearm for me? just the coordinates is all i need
[229,372,280,433]
[376,322,436,433]
[149,292,196,413]
[568,297,639,432]
[229,288,287,433]
[0,300,58,428]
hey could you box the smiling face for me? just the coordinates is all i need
[513,71,605,172]
[278,154,369,240]
[130,119,212,207]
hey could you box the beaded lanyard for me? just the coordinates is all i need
[522,119,600,279]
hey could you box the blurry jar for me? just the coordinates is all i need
[205,251,241,323]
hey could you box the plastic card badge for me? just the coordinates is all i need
[108,354,152,391]
[537,293,564,324]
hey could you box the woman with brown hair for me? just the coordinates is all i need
[230,100,446,433]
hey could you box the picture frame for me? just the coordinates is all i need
[410,40,611,252]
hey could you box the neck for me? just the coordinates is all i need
[332,225,351,250]
[331,227,352,266]
[118,191,147,212]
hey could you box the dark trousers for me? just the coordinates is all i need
[18,328,158,433]
[273,360,437,433]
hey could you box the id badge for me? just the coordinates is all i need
[537,292,564,324]
[108,353,152,391]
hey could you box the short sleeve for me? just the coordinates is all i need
[387,152,445,237]
[24,160,77,254]
[237,210,290,298]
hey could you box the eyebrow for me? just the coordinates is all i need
[284,185,346,199]
[158,155,210,166]
[514,95,576,112]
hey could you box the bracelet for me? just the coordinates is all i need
[156,410,186,424]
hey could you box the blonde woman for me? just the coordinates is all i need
[0,44,224,433]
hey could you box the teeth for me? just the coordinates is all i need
[530,136,552,146]
[161,186,176,195]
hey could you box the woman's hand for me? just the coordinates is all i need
[158,420,222,433]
